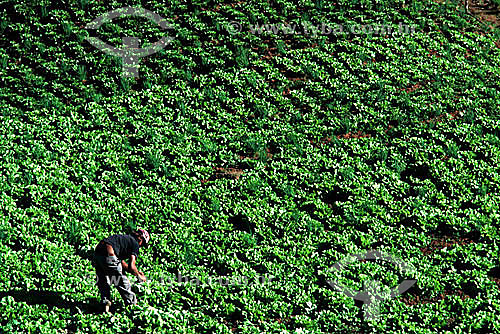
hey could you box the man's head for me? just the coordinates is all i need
[133,229,150,247]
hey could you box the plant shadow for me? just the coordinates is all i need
[75,247,94,261]
[0,290,103,314]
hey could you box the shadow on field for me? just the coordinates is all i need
[0,290,102,314]
[75,247,94,261]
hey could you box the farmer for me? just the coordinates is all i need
[93,229,150,312]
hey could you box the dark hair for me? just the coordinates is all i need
[131,231,141,241]
[132,231,147,247]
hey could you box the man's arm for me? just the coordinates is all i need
[121,260,129,272]
[126,255,147,282]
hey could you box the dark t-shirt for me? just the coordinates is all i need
[102,234,140,260]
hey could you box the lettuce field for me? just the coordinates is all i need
[1,0,500,332]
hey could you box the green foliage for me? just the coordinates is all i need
[0,0,499,332]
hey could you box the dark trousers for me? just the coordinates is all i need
[93,254,137,305]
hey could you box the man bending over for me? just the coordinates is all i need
[93,229,150,312]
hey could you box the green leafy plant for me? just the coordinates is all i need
[1,0,499,332]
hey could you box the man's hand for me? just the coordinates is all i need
[137,271,147,282]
